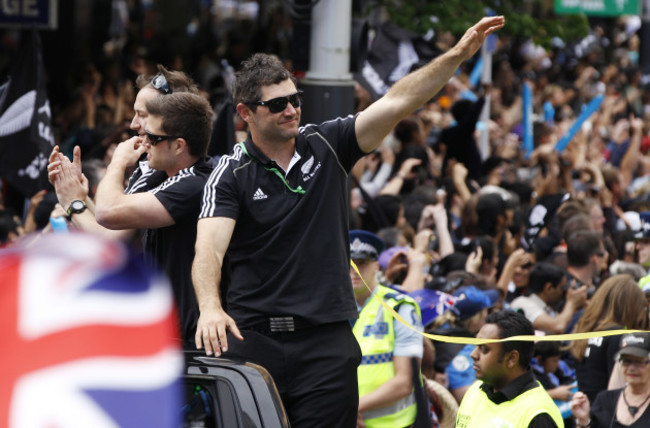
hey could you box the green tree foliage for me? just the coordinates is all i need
[374,0,589,50]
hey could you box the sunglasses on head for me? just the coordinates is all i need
[248,91,303,113]
[151,73,171,95]
[144,130,181,145]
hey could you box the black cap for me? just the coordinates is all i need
[619,333,650,358]
[349,230,385,260]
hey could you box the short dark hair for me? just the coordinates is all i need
[393,117,421,145]
[561,213,592,243]
[533,122,555,148]
[485,310,535,368]
[566,229,602,267]
[476,193,506,236]
[146,92,215,158]
[232,53,296,107]
[556,200,589,235]
[528,262,566,294]
[534,341,561,361]
[374,194,403,227]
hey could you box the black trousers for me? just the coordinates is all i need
[225,321,362,428]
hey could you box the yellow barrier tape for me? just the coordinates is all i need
[350,260,646,345]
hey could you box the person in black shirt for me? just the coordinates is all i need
[192,16,505,428]
[572,332,650,428]
[94,92,214,349]
[48,68,214,350]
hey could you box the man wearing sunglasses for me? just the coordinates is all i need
[49,80,213,353]
[94,92,214,350]
[47,66,200,233]
[193,16,504,428]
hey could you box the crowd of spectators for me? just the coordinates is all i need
[3,3,650,427]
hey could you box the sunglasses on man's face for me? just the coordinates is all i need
[151,73,171,94]
[248,91,303,113]
[144,131,181,145]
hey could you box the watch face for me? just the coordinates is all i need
[68,200,86,216]
[71,200,85,210]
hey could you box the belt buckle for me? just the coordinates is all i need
[270,317,295,332]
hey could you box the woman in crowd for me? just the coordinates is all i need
[572,332,650,427]
[569,274,649,403]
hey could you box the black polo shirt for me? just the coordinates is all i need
[128,158,213,348]
[125,159,168,195]
[200,115,365,327]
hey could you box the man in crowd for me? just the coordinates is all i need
[510,262,587,334]
[349,230,423,428]
[566,229,607,291]
[192,16,505,427]
[456,310,563,427]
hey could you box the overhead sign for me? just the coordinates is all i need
[555,0,640,16]
[0,0,57,29]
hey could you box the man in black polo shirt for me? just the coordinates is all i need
[192,16,505,428]
[48,67,211,350]
[94,92,214,350]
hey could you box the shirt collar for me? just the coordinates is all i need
[479,368,538,404]
[243,135,301,175]
[242,136,271,165]
[530,293,554,312]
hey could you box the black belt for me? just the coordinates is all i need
[245,316,314,333]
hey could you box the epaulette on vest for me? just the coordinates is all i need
[383,291,405,302]
[383,290,417,311]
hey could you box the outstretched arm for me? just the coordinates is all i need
[355,16,505,153]
[192,216,243,356]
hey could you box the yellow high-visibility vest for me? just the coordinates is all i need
[353,285,421,428]
[456,380,563,428]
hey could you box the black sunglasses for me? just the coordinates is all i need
[248,91,303,113]
[151,73,171,95]
[144,130,181,145]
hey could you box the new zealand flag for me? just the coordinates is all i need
[0,232,183,427]
[0,30,54,198]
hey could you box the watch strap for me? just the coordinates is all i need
[66,200,87,220]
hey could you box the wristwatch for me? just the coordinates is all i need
[66,200,87,220]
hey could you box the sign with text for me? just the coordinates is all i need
[555,0,640,16]
[0,0,57,29]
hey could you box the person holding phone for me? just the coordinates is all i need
[510,262,587,334]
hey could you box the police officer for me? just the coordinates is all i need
[456,310,563,427]
[349,230,424,428]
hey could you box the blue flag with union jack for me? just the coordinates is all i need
[0,232,183,427]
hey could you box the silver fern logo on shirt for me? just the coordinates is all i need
[301,156,321,181]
